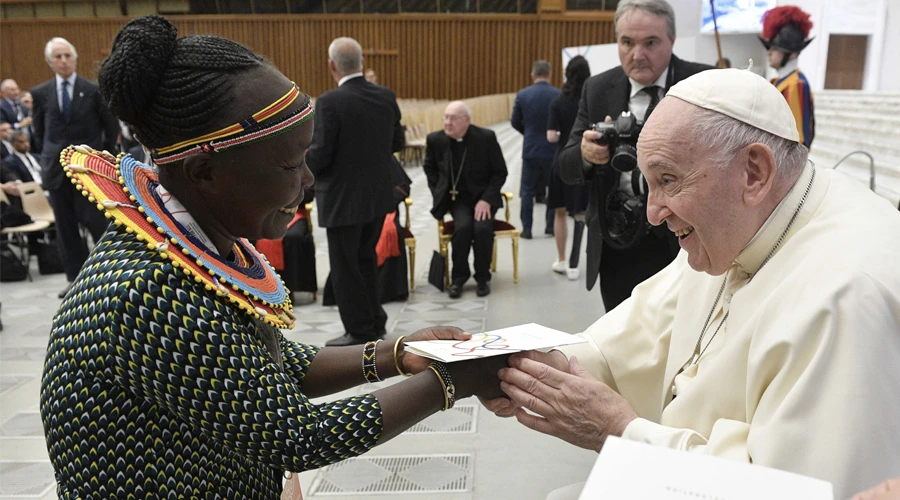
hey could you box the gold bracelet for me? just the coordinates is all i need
[427,365,450,411]
[393,336,413,377]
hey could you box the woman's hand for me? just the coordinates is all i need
[397,327,471,375]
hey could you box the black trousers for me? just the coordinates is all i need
[326,215,387,339]
[49,181,109,281]
[450,201,495,285]
[599,230,678,311]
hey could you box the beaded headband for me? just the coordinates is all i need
[151,83,314,165]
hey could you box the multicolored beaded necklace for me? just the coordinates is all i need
[61,145,296,329]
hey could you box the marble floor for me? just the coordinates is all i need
[0,122,606,499]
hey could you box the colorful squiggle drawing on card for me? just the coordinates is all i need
[449,332,519,358]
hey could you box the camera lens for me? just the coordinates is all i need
[610,144,638,172]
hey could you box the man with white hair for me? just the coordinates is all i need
[0,79,31,134]
[30,37,120,298]
[423,101,508,299]
[307,37,405,346]
[484,69,900,499]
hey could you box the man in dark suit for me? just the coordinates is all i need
[424,101,508,299]
[511,60,560,239]
[1,80,32,139]
[30,37,120,298]
[306,37,405,346]
[558,0,712,311]
[0,121,12,160]
[2,130,43,186]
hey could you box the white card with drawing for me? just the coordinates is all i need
[403,323,586,363]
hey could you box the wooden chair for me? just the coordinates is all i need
[401,197,416,291]
[437,191,519,288]
[1,188,52,281]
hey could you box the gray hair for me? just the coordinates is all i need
[328,37,363,74]
[692,107,807,175]
[44,37,78,62]
[615,0,676,41]
[0,79,17,92]
[532,60,551,77]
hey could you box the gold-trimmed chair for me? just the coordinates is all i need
[437,191,519,287]
[401,197,416,291]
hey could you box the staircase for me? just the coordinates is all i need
[810,90,900,208]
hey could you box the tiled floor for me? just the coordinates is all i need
[0,123,604,499]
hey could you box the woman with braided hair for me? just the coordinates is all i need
[40,15,507,499]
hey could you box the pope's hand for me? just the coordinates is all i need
[850,478,900,500]
[479,350,568,417]
[498,355,638,452]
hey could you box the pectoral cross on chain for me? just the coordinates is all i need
[450,187,458,201]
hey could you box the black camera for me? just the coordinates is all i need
[590,112,642,172]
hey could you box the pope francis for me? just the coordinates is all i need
[484,69,900,500]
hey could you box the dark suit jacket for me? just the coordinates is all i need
[423,125,508,219]
[1,99,21,127]
[2,153,39,184]
[511,81,560,159]
[30,75,120,191]
[306,76,405,228]
[558,55,713,291]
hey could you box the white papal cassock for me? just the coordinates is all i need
[559,162,900,500]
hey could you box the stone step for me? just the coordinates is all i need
[814,131,900,158]
[809,144,900,190]
[815,108,900,129]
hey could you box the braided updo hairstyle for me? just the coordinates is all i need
[99,15,264,150]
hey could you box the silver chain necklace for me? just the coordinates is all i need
[676,166,816,377]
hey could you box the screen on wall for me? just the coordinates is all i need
[700,0,776,34]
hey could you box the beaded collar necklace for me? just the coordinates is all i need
[61,145,296,329]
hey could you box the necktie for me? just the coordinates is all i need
[26,154,42,184]
[61,80,71,120]
[13,101,22,121]
[643,85,661,122]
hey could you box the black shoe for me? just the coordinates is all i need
[521,231,532,239]
[325,333,381,347]
[476,281,491,297]
[447,283,463,299]
[544,227,554,236]
[57,283,73,299]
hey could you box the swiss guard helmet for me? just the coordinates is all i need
[760,6,813,67]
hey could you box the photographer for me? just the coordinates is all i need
[558,0,711,310]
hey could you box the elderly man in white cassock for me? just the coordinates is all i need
[483,68,900,500]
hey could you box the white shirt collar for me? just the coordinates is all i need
[55,73,77,88]
[777,59,799,80]
[338,73,364,87]
[629,67,669,98]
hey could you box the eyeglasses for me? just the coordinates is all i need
[443,114,467,122]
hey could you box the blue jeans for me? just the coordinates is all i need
[520,157,553,233]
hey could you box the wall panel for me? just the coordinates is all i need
[0,13,613,99]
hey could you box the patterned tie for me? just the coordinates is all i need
[643,85,661,122]
[61,80,71,120]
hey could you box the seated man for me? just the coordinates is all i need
[485,69,900,500]
[424,101,507,298]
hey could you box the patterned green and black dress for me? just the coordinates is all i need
[40,225,383,499]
